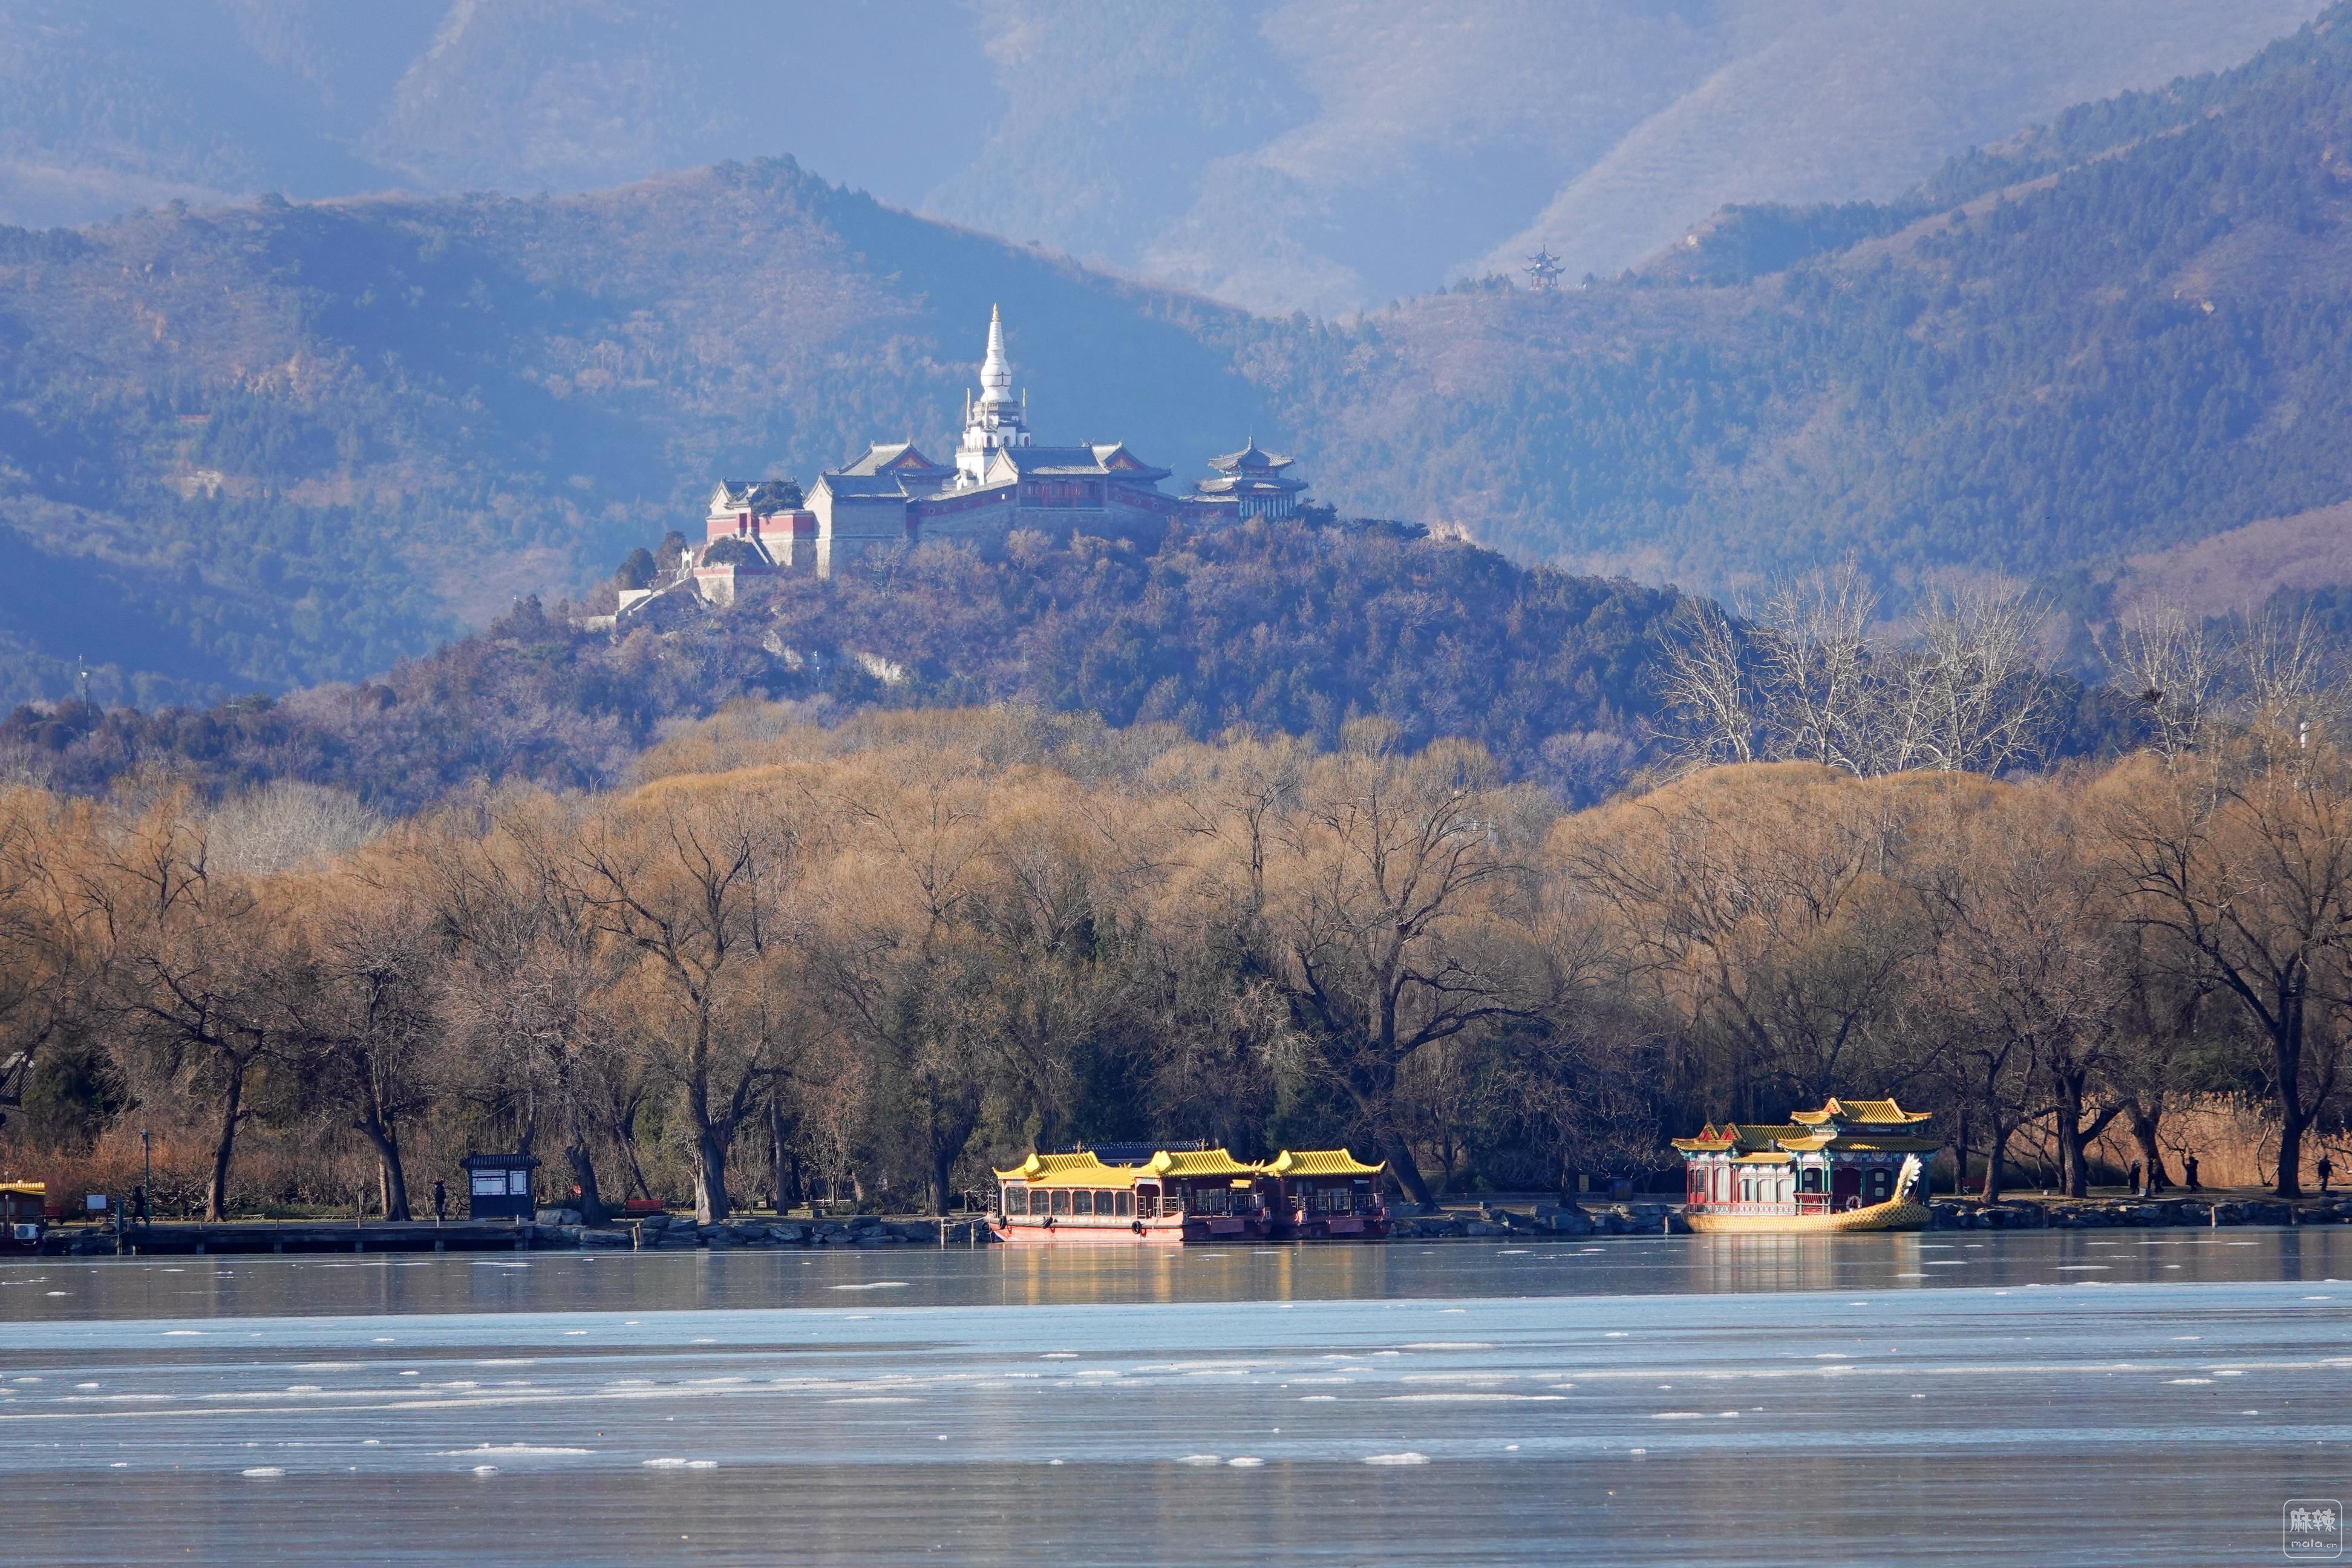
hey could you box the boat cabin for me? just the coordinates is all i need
[992,1146,1388,1244]
[1674,1097,1938,1219]
[1263,1149,1390,1238]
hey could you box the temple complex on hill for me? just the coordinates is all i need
[691,307,1307,595]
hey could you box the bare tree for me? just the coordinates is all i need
[1259,730,1555,1209]
[2099,749,2352,1197]
[1652,596,1757,770]
[1901,786,2125,1197]
[307,883,440,1220]
[569,786,812,1223]
[1553,766,1929,1119]
[1753,560,1878,773]
[820,760,995,1217]
[2235,604,2342,763]
[2103,600,2219,760]
[1880,582,2053,776]
[99,802,309,1220]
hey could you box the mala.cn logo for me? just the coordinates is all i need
[2286,1500,2344,1560]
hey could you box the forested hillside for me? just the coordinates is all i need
[10,5,2352,708]
[1267,5,2352,590]
[0,518,1682,812]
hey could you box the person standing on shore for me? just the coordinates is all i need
[2129,1160,2143,1197]
[2321,1155,2336,1196]
[433,1179,448,1223]
[2182,1153,2200,1190]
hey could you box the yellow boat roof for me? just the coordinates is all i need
[1146,1149,1261,1178]
[1789,1097,1932,1127]
[991,1151,1114,1182]
[995,1146,1389,1185]
[0,1181,44,1195]
[1264,1149,1387,1178]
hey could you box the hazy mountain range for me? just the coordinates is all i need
[0,0,2321,314]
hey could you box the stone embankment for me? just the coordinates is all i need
[1385,1196,2352,1240]
[41,1211,998,1256]
[44,1197,2352,1255]
[1390,1202,1684,1238]
[592,1212,996,1250]
[1927,1197,2352,1230]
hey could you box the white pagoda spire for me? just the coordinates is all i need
[958,303,1029,484]
[979,303,1013,407]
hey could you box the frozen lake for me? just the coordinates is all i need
[1,1229,2346,1565]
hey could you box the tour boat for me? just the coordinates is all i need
[1673,1098,1938,1233]
[990,1146,1388,1245]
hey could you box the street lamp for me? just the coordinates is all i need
[140,1129,150,1224]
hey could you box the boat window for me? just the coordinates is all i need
[1004,1187,1027,1216]
[1113,1191,1132,1217]
[1799,1167,1823,1193]
[1137,1187,1158,1218]
[1050,1189,1071,1215]
[1073,1190,1094,1217]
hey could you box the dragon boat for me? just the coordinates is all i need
[1673,1098,1938,1234]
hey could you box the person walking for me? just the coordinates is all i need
[432,1178,448,1223]
[2321,1154,2336,1196]
[2183,1152,2200,1191]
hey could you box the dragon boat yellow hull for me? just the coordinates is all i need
[1684,1198,1929,1235]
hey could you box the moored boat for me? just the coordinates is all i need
[990,1146,1388,1244]
[1673,1098,1939,1234]
[1263,1148,1390,1240]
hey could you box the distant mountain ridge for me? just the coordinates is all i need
[1267,4,2352,604]
[0,0,2319,314]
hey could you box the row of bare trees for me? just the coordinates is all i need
[1658,565,2342,783]
[3,696,2348,1213]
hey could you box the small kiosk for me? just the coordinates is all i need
[0,1182,45,1253]
[460,1154,539,1220]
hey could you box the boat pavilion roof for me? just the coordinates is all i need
[1264,1149,1387,1178]
[1675,1097,1938,1158]
[991,1148,1387,1183]
[1789,1097,1932,1127]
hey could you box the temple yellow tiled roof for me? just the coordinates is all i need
[1264,1149,1387,1178]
